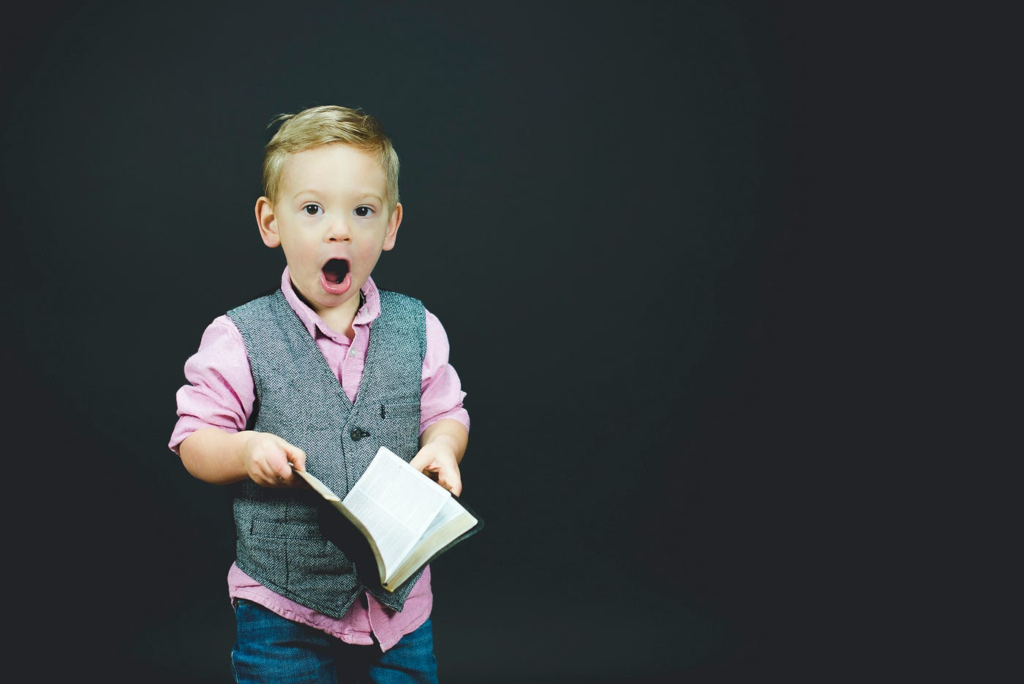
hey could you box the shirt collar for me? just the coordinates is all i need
[280,267,381,339]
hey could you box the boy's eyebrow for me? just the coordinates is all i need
[291,189,386,203]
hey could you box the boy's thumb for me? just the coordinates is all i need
[288,447,307,472]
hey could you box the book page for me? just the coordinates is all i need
[341,448,451,580]
[387,496,478,589]
[293,467,388,581]
[420,496,476,547]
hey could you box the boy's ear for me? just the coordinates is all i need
[383,202,402,252]
[255,197,280,248]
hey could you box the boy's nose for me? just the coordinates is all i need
[325,218,351,242]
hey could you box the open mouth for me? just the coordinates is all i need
[319,258,352,295]
[322,258,349,284]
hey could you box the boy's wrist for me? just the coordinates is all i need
[234,430,258,471]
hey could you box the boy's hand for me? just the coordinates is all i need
[409,442,462,497]
[239,431,307,487]
[410,419,468,496]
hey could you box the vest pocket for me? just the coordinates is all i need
[380,401,420,419]
[246,518,355,591]
[379,401,421,456]
[285,537,354,580]
[249,518,322,539]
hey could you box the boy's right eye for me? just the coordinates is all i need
[303,204,322,216]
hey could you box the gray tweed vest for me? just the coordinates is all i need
[226,288,426,617]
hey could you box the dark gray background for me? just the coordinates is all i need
[1,1,983,682]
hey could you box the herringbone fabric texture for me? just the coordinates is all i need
[227,288,426,617]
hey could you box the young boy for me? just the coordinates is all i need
[169,105,469,683]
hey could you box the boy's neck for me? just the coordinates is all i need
[317,289,365,341]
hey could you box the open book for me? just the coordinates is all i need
[294,447,482,592]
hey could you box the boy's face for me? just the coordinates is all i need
[256,143,401,321]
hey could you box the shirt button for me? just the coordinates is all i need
[349,348,357,357]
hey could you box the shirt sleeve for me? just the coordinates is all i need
[168,315,256,455]
[419,309,470,435]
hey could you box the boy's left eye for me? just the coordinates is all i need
[354,206,374,217]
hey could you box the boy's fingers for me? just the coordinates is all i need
[408,451,430,473]
[272,460,292,482]
[288,448,307,472]
[267,441,304,485]
[409,450,461,494]
[285,449,308,487]
[436,464,462,496]
[440,472,462,497]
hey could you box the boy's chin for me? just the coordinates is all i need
[291,277,355,314]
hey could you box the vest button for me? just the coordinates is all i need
[350,428,369,441]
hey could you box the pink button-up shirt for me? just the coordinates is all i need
[169,268,469,650]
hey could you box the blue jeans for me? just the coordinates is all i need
[230,599,439,684]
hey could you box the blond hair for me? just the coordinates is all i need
[262,105,400,211]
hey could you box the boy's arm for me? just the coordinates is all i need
[410,419,468,497]
[172,316,306,488]
[414,309,470,496]
[179,427,308,487]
